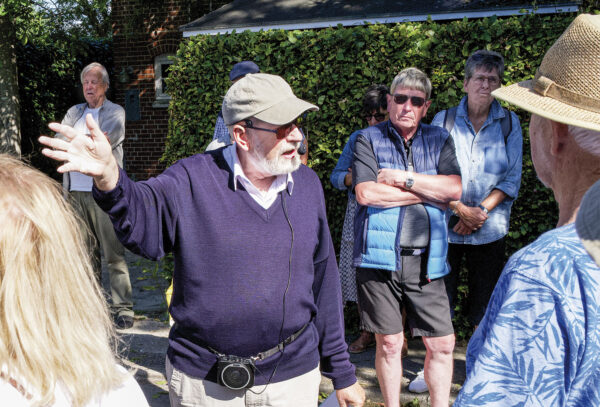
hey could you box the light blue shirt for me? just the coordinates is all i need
[431,97,522,244]
[455,224,600,407]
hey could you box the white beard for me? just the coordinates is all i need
[250,141,301,175]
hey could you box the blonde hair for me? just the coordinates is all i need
[0,155,123,406]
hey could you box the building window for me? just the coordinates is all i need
[153,54,174,108]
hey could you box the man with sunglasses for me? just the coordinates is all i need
[40,73,365,407]
[352,67,462,407]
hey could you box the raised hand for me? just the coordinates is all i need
[39,114,120,191]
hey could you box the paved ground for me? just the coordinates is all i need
[104,251,466,406]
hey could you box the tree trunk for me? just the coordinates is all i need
[0,13,21,157]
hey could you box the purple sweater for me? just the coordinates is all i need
[93,150,356,389]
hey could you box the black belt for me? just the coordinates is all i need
[254,321,310,360]
[400,248,426,256]
[194,321,311,361]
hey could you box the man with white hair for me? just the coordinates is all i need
[59,62,134,329]
[353,67,462,407]
[455,13,600,406]
[40,73,365,407]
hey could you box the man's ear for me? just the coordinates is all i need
[422,99,432,116]
[232,124,250,151]
[550,120,569,156]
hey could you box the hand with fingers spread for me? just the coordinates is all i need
[39,113,120,191]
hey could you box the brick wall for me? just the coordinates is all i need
[112,0,231,180]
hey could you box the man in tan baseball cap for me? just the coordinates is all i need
[40,73,365,407]
[454,14,600,406]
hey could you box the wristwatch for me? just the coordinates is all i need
[478,204,489,214]
[405,172,414,190]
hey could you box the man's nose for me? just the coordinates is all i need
[286,125,303,142]
[401,102,414,113]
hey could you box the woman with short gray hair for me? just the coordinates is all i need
[417,49,523,394]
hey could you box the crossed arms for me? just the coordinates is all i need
[352,134,462,208]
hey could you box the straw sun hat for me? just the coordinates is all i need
[492,14,600,132]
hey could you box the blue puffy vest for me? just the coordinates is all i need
[353,121,451,280]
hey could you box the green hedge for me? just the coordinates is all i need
[164,13,578,258]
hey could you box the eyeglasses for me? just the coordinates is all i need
[243,119,299,139]
[392,94,426,107]
[364,112,386,122]
[471,75,500,86]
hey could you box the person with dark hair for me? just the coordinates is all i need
[330,84,389,354]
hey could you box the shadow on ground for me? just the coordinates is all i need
[105,251,467,406]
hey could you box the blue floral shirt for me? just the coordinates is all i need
[455,224,600,407]
[431,97,523,244]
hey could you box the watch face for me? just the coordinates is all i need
[406,178,414,189]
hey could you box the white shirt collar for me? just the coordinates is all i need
[223,144,294,209]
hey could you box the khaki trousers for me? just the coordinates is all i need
[165,356,320,407]
[70,191,133,317]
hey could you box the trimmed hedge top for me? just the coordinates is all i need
[164,13,577,255]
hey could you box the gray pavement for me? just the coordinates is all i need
[104,251,466,406]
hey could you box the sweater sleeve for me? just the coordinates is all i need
[311,176,357,390]
[92,165,181,260]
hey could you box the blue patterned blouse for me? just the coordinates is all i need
[212,111,231,146]
[455,223,600,407]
